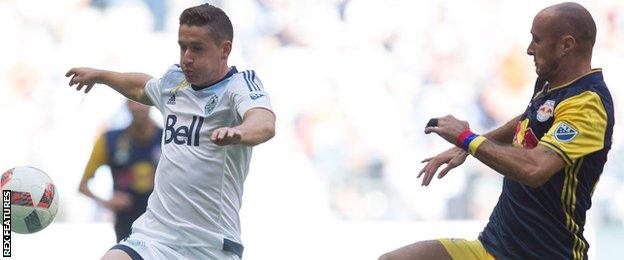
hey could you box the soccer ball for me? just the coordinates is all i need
[1,166,59,234]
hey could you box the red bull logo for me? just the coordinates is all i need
[537,100,555,122]
[523,128,539,148]
[513,120,539,148]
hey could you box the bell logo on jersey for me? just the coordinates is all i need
[164,114,204,146]
[554,122,578,142]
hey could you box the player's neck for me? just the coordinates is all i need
[548,58,592,87]
[204,65,230,87]
[192,65,233,90]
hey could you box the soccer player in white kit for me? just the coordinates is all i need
[66,4,276,260]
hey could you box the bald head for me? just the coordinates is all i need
[538,2,596,54]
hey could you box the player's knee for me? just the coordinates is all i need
[100,249,132,260]
[378,251,397,260]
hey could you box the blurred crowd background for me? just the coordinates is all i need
[1,0,623,258]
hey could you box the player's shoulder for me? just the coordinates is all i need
[229,69,264,92]
[164,64,183,75]
[566,70,607,95]
[157,64,189,91]
[164,64,185,78]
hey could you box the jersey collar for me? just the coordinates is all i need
[546,68,602,93]
[191,66,238,91]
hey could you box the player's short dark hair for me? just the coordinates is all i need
[179,4,233,44]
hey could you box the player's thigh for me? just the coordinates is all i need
[379,240,451,260]
[100,249,132,260]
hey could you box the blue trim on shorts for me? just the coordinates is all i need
[111,244,144,260]
[223,238,244,258]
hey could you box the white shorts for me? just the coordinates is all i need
[112,233,241,260]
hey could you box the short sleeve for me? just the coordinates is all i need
[145,77,164,112]
[82,134,108,181]
[539,91,607,165]
[231,70,273,118]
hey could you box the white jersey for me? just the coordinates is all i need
[133,65,272,255]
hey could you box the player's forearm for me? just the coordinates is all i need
[236,122,275,146]
[78,180,106,205]
[472,141,547,187]
[235,110,276,146]
[482,115,521,144]
[96,70,152,105]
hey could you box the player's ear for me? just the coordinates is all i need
[561,35,576,55]
[221,41,232,59]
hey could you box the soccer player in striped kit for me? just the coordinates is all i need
[381,2,613,260]
[67,4,275,259]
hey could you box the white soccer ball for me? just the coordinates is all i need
[1,166,59,234]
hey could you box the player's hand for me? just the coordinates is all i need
[424,115,470,144]
[211,127,242,146]
[65,67,102,93]
[418,147,468,186]
[104,191,133,212]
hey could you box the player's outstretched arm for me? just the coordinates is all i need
[470,140,565,187]
[425,115,565,188]
[418,115,520,186]
[211,108,276,146]
[66,67,153,105]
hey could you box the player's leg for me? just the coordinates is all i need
[101,244,144,260]
[379,240,451,260]
[380,238,494,260]
[100,249,133,260]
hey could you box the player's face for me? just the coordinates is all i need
[527,14,560,81]
[178,24,231,86]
